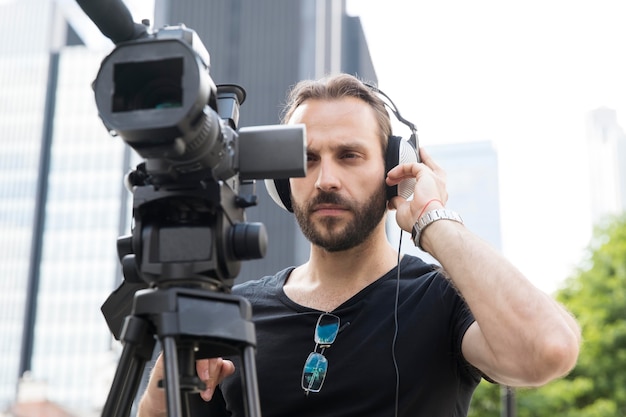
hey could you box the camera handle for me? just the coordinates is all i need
[102,287,261,417]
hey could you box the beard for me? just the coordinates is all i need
[292,182,388,252]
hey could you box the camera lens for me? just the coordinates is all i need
[112,58,183,112]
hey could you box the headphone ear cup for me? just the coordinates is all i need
[397,138,418,199]
[385,136,401,201]
[385,135,418,201]
[264,178,294,212]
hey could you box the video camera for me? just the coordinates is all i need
[77,0,306,321]
[93,20,306,297]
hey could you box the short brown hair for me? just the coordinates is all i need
[281,74,392,148]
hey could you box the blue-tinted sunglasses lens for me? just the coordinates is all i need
[315,314,340,345]
[302,352,328,392]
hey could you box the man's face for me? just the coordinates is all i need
[288,97,387,252]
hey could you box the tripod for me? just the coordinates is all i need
[101,286,261,417]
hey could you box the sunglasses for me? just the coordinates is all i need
[301,313,341,394]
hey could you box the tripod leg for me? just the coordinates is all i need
[102,315,155,417]
[241,345,262,417]
[162,336,184,417]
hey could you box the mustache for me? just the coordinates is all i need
[307,191,351,210]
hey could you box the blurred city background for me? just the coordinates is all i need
[1,0,625,415]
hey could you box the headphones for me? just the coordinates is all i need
[265,84,420,212]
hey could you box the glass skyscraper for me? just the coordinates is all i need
[586,107,626,223]
[388,141,502,261]
[28,47,131,407]
[0,2,131,409]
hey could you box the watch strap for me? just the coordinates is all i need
[411,208,463,250]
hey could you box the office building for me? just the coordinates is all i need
[586,107,626,223]
[388,141,502,261]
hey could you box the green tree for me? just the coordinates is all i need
[468,214,626,416]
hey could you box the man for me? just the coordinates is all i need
[138,74,580,416]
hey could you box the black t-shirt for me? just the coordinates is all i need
[203,255,481,417]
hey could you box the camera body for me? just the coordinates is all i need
[92,22,306,335]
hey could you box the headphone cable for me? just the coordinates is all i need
[392,232,403,417]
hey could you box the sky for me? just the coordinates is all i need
[346,0,626,293]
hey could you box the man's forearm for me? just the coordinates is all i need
[137,355,167,417]
[421,219,581,384]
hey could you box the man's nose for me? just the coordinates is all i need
[315,159,341,192]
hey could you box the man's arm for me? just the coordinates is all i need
[421,219,581,386]
[137,354,168,417]
[387,148,581,386]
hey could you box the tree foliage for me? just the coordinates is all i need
[468,214,626,416]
